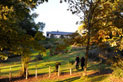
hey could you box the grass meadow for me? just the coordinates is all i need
[0,48,122,82]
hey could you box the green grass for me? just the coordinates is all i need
[0,49,84,77]
[0,48,120,82]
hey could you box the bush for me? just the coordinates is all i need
[88,48,100,61]
[88,47,118,64]
[69,60,75,65]
[64,46,72,53]
[35,52,43,60]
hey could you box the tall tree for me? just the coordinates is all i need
[0,0,47,57]
[0,0,48,76]
[61,0,122,76]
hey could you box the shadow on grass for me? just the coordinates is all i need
[87,62,111,71]
[89,75,108,82]
[71,47,86,52]
[0,69,20,76]
[86,67,113,82]
[0,78,9,82]
[57,76,80,82]
[88,68,113,77]
[0,72,47,82]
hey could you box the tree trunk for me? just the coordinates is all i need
[21,55,29,77]
[84,0,92,76]
[84,30,90,76]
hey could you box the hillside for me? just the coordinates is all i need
[0,48,123,82]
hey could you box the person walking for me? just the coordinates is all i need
[75,56,80,70]
[80,57,85,70]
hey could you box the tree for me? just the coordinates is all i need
[19,13,46,36]
[0,0,47,57]
[61,0,122,76]
[0,0,48,76]
[65,32,87,46]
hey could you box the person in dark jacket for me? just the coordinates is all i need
[55,62,61,72]
[80,57,85,70]
[75,56,80,70]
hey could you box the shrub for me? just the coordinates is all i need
[69,60,75,65]
[35,52,43,60]
[88,48,100,61]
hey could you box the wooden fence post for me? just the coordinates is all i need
[35,65,37,78]
[99,59,102,74]
[0,68,1,74]
[9,66,12,81]
[26,68,28,79]
[49,66,51,78]
[58,65,60,77]
[70,68,72,75]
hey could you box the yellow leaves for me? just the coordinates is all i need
[111,27,122,37]
[0,48,3,51]
[30,37,34,41]
[29,0,32,2]
[110,41,117,47]
[77,23,87,36]
[18,0,22,2]
[97,26,123,47]
[98,30,108,39]
[102,38,106,42]
[32,3,37,6]
[78,23,85,30]
[78,25,83,32]
[117,38,123,50]
[1,6,14,12]
[0,6,14,20]
[116,0,120,2]
[112,31,116,36]
[3,15,7,20]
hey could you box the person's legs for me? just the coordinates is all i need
[81,65,84,70]
[82,66,83,70]
[56,65,58,72]
[76,64,79,70]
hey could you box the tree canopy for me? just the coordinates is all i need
[60,0,123,74]
[0,0,47,58]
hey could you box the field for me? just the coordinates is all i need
[0,48,123,82]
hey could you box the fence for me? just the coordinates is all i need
[0,62,76,81]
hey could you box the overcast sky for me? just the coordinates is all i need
[33,0,80,35]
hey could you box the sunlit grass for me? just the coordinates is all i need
[0,48,117,82]
[0,49,85,78]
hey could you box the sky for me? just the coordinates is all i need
[33,0,80,35]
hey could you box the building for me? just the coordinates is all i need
[46,31,74,38]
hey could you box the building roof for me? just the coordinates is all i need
[47,31,74,35]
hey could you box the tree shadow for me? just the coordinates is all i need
[87,62,111,71]
[0,72,47,82]
[87,67,113,82]
[0,78,9,82]
[88,68,113,77]
[89,75,108,82]
[87,64,100,71]
[57,76,80,82]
